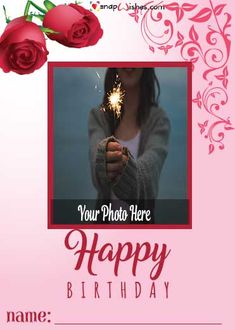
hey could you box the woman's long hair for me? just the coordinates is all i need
[102,68,160,134]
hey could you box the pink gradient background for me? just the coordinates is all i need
[0,0,235,329]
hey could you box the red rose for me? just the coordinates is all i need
[43,4,103,48]
[0,17,48,75]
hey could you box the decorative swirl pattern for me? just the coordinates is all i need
[196,86,231,153]
[127,0,233,154]
[141,3,174,53]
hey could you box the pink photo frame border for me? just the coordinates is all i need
[48,61,192,229]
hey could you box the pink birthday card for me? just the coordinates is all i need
[0,1,234,329]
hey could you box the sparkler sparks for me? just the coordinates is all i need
[106,75,125,118]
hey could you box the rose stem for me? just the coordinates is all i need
[24,1,47,16]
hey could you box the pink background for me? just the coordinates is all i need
[0,0,235,329]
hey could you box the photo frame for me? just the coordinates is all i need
[48,61,192,229]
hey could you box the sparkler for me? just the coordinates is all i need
[101,74,125,119]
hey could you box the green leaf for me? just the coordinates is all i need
[44,0,56,11]
[40,26,58,34]
[3,5,11,23]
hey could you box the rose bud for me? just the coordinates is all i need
[43,4,103,48]
[0,17,48,75]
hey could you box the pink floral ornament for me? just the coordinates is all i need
[125,0,233,154]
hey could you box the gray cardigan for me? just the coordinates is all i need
[88,105,170,211]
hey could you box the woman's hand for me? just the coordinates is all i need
[106,141,128,181]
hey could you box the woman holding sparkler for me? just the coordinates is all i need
[88,68,170,223]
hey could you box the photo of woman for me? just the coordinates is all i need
[89,68,170,222]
